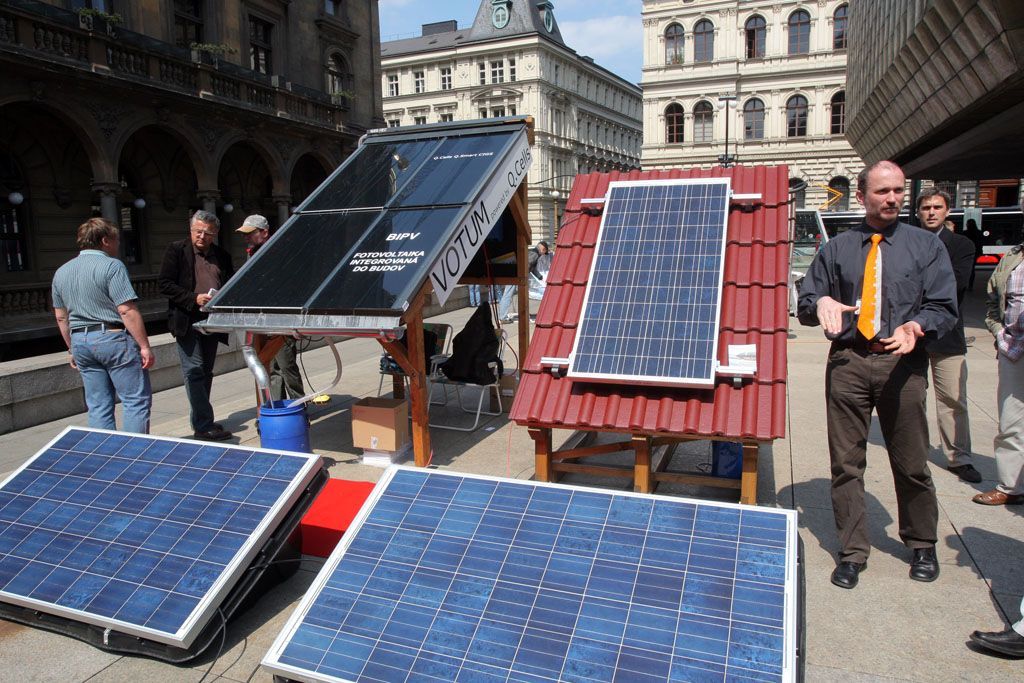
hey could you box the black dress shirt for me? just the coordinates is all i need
[797,221,958,344]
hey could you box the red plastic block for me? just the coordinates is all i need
[300,478,376,558]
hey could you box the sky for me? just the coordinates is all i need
[378,0,644,84]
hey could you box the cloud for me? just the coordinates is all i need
[559,14,642,66]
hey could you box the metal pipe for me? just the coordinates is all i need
[241,333,274,407]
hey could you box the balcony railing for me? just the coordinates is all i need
[0,0,347,131]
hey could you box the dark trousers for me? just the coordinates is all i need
[270,338,305,401]
[176,328,220,432]
[825,346,938,563]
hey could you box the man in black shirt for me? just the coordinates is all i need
[916,188,979,482]
[798,160,958,589]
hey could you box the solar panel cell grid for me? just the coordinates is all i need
[0,427,320,647]
[264,467,796,683]
[570,179,731,387]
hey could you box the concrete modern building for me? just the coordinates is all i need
[846,0,1024,198]
[380,0,643,244]
[0,0,383,358]
[640,0,861,211]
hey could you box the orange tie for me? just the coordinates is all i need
[857,233,883,340]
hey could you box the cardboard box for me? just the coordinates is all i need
[499,370,519,409]
[352,397,409,451]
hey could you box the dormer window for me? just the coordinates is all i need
[537,1,555,33]
[491,0,511,29]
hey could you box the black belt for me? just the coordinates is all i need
[833,339,892,354]
[71,323,124,334]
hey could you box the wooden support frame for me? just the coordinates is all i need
[530,426,763,504]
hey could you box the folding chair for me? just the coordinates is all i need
[428,328,507,432]
[376,322,453,397]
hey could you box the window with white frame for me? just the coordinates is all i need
[478,62,486,85]
[509,57,517,82]
[439,112,453,122]
[387,74,398,97]
[414,115,427,125]
[491,60,504,84]
[414,71,424,93]
[440,66,452,90]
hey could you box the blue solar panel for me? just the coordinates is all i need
[0,427,321,647]
[569,179,731,387]
[263,467,798,683]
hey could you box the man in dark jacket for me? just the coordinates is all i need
[917,188,980,482]
[159,210,235,441]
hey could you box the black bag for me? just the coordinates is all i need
[440,304,503,384]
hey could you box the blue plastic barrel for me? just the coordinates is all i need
[259,400,311,453]
[711,441,744,479]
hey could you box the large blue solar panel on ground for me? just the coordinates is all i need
[569,179,732,387]
[263,467,799,683]
[0,427,322,647]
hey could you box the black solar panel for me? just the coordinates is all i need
[569,179,731,387]
[208,121,531,319]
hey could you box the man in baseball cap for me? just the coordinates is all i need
[236,214,270,258]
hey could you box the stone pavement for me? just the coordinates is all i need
[0,288,1021,681]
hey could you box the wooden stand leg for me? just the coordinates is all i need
[740,443,760,505]
[406,317,430,468]
[529,427,553,482]
[634,436,652,493]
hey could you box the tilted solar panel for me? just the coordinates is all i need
[263,467,799,683]
[568,179,732,387]
[0,427,322,648]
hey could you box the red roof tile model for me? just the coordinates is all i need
[510,166,790,442]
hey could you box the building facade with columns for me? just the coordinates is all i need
[640,0,861,211]
[0,0,383,357]
[381,0,642,244]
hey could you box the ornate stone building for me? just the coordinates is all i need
[380,0,643,244]
[0,0,383,357]
[640,0,861,211]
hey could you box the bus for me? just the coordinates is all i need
[815,207,1024,270]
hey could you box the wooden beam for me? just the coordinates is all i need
[551,441,635,461]
[509,185,531,371]
[653,471,742,490]
[528,427,554,482]
[739,443,759,505]
[634,436,652,493]
[552,462,633,479]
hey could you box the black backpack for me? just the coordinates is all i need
[440,304,503,384]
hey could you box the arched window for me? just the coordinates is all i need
[327,53,353,103]
[665,103,684,143]
[830,91,846,135]
[790,178,806,209]
[693,101,714,143]
[694,19,714,63]
[743,98,765,140]
[828,176,850,211]
[665,23,684,65]
[786,94,808,137]
[833,4,849,50]
[788,9,811,55]
[744,16,766,59]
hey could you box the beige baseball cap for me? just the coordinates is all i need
[236,214,269,233]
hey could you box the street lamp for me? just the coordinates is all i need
[717,94,738,167]
[547,189,561,243]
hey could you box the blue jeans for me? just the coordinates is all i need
[468,284,481,307]
[176,328,220,432]
[498,285,517,320]
[71,330,151,433]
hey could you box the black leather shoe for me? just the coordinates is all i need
[830,561,866,589]
[969,628,1024,658]
[193,427,231,442]
[909,547,939,582]
[948,464,983,483]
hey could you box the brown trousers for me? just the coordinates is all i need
[825,346,938,563]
